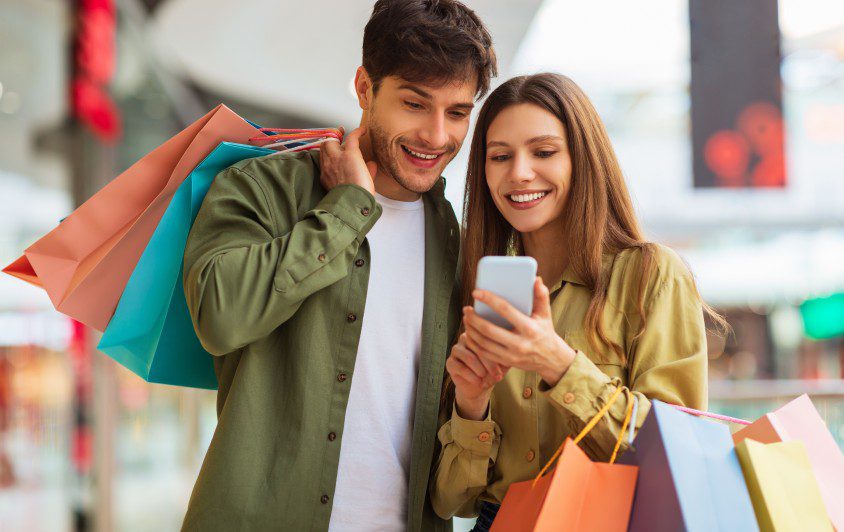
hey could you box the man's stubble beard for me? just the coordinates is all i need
[367,117,456,195]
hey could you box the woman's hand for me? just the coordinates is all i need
[464,277,577,387]
[446,333,507,421]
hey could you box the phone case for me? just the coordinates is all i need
[474,256,537,330]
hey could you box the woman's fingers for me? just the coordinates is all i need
[532,277,552,320]
[446,353,483,389]
[472,289,532,332]
[464,306,519,347]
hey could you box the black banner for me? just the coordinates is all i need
[689,0,785,188]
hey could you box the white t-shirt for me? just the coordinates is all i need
[328,192,426,532]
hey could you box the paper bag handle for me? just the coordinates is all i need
[533,385,633,487]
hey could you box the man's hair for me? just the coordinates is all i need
[362,0,498,99]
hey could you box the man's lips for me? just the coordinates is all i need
[400,144,448,169]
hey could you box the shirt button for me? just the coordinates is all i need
[526,450,536,462]
[320,494,329,504]
[478,432,491,443]
[317,253,326,262]
[361,207,370,216]
[523,387,533,399]
[563,392,576,404]
[328,432,336,441]
[346,313,357,323]
[337,372,348,382]
[355,259,365,267]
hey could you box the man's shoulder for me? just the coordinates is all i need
[228,149,320,186]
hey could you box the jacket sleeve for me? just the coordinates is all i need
[540,256,708,461]
[183,162,381,355]
[430,404,501,520]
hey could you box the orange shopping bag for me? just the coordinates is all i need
[733,394,844,531]
[3,105,260,331]
[491,387,639,532]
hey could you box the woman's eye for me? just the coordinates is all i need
[489,154,510,162]
[536,150,557,158]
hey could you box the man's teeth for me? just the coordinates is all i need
[403,146,439,160]
[509,192,548,203]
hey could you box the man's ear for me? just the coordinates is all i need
[354,66,374,111]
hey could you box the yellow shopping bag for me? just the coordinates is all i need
[735,438,832,532]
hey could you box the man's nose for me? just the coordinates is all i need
[418,113,449,148]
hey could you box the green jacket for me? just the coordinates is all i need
[181,150,459,531]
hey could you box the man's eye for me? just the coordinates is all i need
[405,101,423,110]
[449,111,468,119]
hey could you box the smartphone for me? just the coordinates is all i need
[473,256,537,330]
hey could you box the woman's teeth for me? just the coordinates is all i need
[509,191,548,203]
[402,145,439,160]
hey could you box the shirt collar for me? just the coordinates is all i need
[548,253,616,293]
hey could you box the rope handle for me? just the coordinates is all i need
[248,128,343,145]
[669,404,751,425]
[533,386,629,487]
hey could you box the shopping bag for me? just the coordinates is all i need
[97,142,273,389]
[733,394,844,530]
[3,105,261,331]
[490,387,639,532]
[619,399,759,532]
[735,438,832,532]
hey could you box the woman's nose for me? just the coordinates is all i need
[509,154,535,183]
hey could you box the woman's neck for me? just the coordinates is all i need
[520,221,568,289]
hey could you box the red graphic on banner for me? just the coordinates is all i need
[72,0,122,142]
[703,101,785,187]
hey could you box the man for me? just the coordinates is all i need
[181,1,497,530]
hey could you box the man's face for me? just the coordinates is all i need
[364,74,476,194]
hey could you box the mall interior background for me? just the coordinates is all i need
[1,0,843,530]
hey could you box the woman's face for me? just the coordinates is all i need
[484,103,572,234]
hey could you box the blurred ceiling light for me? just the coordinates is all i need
[0,91,20,114]
[779,0,844,39]
[0,81,4,99]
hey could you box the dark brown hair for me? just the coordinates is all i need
[461,73,727,359]
[362,0,498,99]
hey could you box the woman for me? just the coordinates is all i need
[430,73,723,530]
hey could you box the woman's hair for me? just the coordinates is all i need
[459,73,726,359]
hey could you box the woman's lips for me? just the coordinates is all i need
[505,191,551,210]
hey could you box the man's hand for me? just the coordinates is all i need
[319,126,378,195]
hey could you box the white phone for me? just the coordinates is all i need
[473,256,537,330]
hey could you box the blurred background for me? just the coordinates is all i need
[0,0,842,530]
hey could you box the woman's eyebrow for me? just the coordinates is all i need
[487,135,564,148]
[526,135,564,144]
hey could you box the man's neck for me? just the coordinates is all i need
[359,130,422,202]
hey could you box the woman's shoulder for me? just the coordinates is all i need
[608,243,697,305]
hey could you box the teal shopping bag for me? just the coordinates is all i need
[98,142,273,388]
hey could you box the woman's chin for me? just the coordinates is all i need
[507,217,550,235]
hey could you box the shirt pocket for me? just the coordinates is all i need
[562,329,627,378]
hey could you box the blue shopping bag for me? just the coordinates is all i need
[98,142,273,388]
[619,400,759,532]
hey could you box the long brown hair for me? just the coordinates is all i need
[460,73,726,359]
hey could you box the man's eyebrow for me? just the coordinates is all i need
[398,84,433,100]
[398,84,475,110]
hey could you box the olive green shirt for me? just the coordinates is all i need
[181,150,460,531]
[431,245,708,519]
